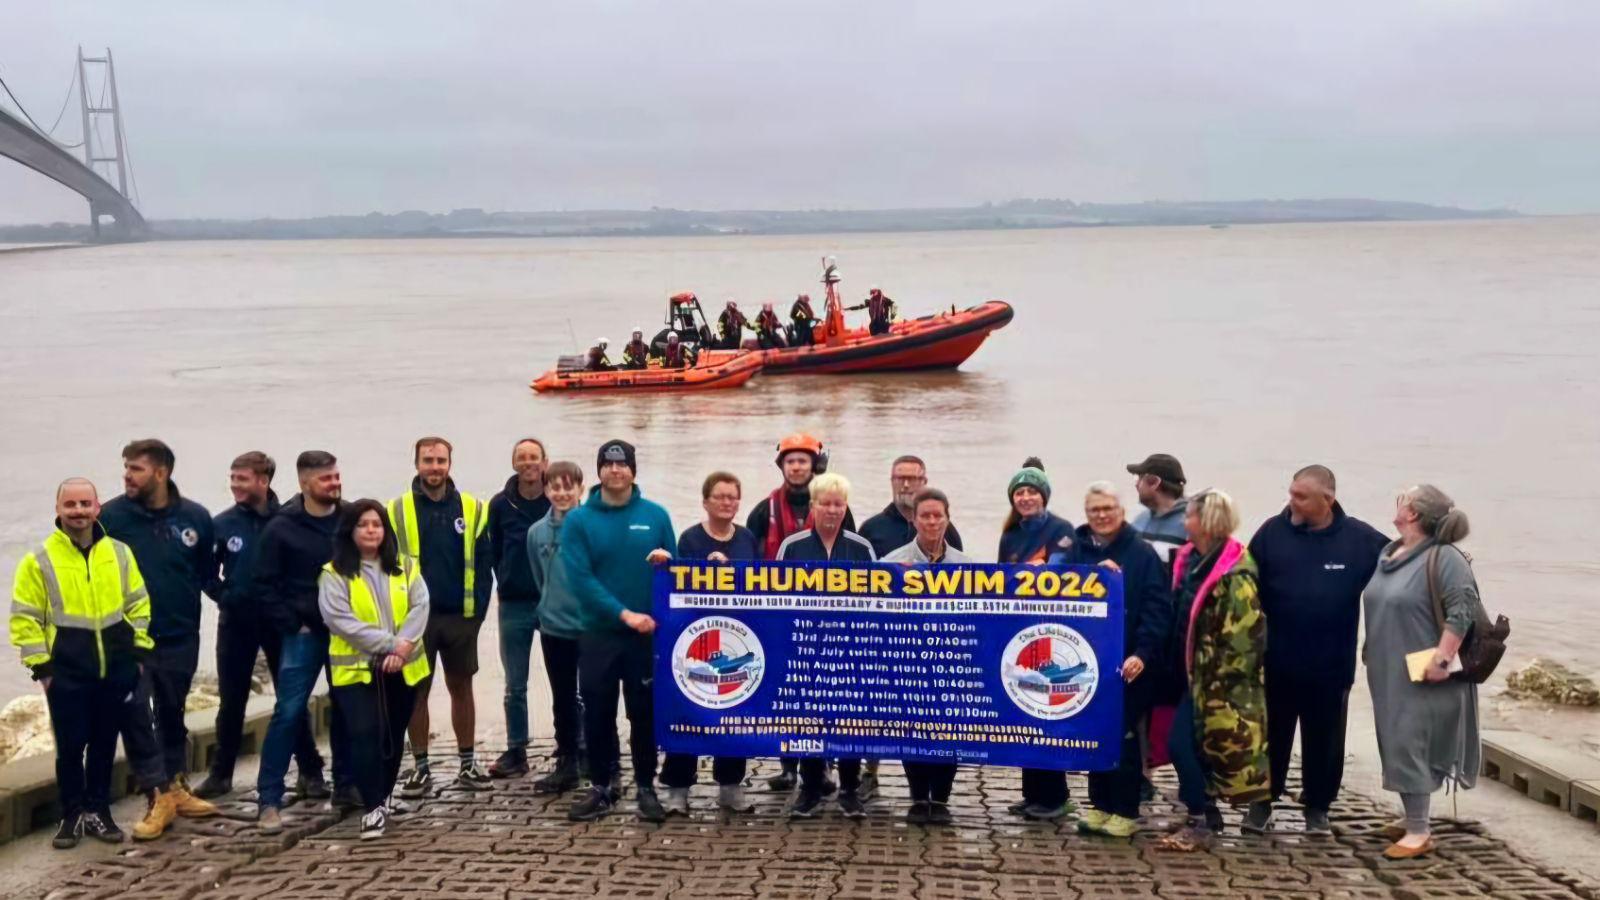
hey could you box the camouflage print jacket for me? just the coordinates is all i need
[1172,538,1270,805]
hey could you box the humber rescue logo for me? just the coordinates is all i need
[1001,623,1100,720]
[226,536,244,553]
[671,616,765,710]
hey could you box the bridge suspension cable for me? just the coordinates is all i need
[0,60,85,149]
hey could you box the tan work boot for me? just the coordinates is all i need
[171,777,220,818]
[132,790,179,841]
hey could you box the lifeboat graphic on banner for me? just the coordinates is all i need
[671,616,765,709]
[1001,623,1100,720]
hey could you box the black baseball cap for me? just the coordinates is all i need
[1126,453,1185,486]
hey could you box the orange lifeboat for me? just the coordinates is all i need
[754,299,1013,374]
[531,349,762,394]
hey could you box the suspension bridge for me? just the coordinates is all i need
[0,47,146,240]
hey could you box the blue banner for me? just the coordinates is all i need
[652,560,1125,770]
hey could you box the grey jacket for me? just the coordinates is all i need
[882,540,974,564]
[317,560,430,660]
[1362,539,1481,794]
[527,511,584,640]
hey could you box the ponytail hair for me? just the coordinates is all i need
[1404,484,1470,545]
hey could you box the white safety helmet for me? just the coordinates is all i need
[631,326,643,337]
[597,337,608,348]
[869,284,880,293]
[668,331,681,343]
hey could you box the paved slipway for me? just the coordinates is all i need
[13,743,1597,900]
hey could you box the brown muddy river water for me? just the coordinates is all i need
[2,218,1597,703]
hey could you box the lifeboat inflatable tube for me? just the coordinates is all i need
[531,349,762,394]
[755,300,1013,375]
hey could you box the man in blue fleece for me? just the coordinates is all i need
[561,440,676,823]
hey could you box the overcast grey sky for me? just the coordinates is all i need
[2,1,1598,224]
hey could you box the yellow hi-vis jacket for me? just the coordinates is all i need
[324,562,431,687]
[386,489,488,617]
[10,528,154,680]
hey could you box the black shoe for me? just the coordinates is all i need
[52,814,83,849]
[818,777,838,797]
[297,773,331,801]
[1204,807,1226,833]
[906,800,931,824]
[568,787,615,822]
[489,748,529,779]
[1006,800,1029,817]
[927,802,954,826]
[456,762,494,791]
[1303,807,1333,836]
[766,770,797,792]
[331,785,362,813]
[1241,801,1273,835]
[635,786,667,823]
[534,755,581,794]
[789,792,823,819]
[1140,777,1157,803]
[838,791,867,819]
[192,774,233,800]
[80,811,124,844]
[1022,802,1068,821]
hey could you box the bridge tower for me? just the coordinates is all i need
[76,47,134,238]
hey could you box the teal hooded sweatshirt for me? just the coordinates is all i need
[559,485,676,634]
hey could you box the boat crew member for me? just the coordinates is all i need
[848,286,897,336]
[716,300,749,349]
[620,329,650,370]
[775,472,876,820]
[11,478,154,849]
[755,303,787,349]
[391,437,494,799]
[662,332,690,369]
[586,338,614,371]
[789,293,817,346]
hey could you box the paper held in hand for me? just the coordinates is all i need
[1406,648,1465,682]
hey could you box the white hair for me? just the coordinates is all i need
[809,472,851,503]
[1084,480,1121,504]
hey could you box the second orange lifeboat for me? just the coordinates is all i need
[531,349,761,394]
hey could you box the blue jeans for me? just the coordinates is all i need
[1167,693,1216,817]
[257,630,341,808]
[498,602,540,750]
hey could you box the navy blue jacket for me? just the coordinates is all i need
[678,523,760,561]
[997,511,1074,565]
[1248,503,1389,687]
[407,477,494,617]
[488,476,551,605]
[100,482,214,639]
[207,491,280,613]
[858,502,963,560]
[255,495,343,635]
[1052,523,1172,683]
[775,528,877,562]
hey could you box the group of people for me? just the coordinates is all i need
[12,434,1482,861]
[584,285,897,369]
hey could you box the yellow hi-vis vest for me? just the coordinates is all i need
[10,530,154,677]
[387,490,488,618]
[324,563,430,688]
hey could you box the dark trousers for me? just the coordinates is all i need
[47,669,134,817]
[1167,693,1215,817]
[1021,767,1069,808]
[1267,673,1349,811]
[541,632,585,758]
[331,673,416,813]
[660,753,746,788]
[800,758,859,796]
[579,632,656,787]
[119,676,167,792]
[119,633,199,788]
[904,762,956,803]
[211,606,322,782]
[868,318,890,336]
[1088,700,1147,819]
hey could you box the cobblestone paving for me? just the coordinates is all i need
[29,746,1599,900]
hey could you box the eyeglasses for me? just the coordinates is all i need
[892,475,927,485]
[707,493,740,504]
